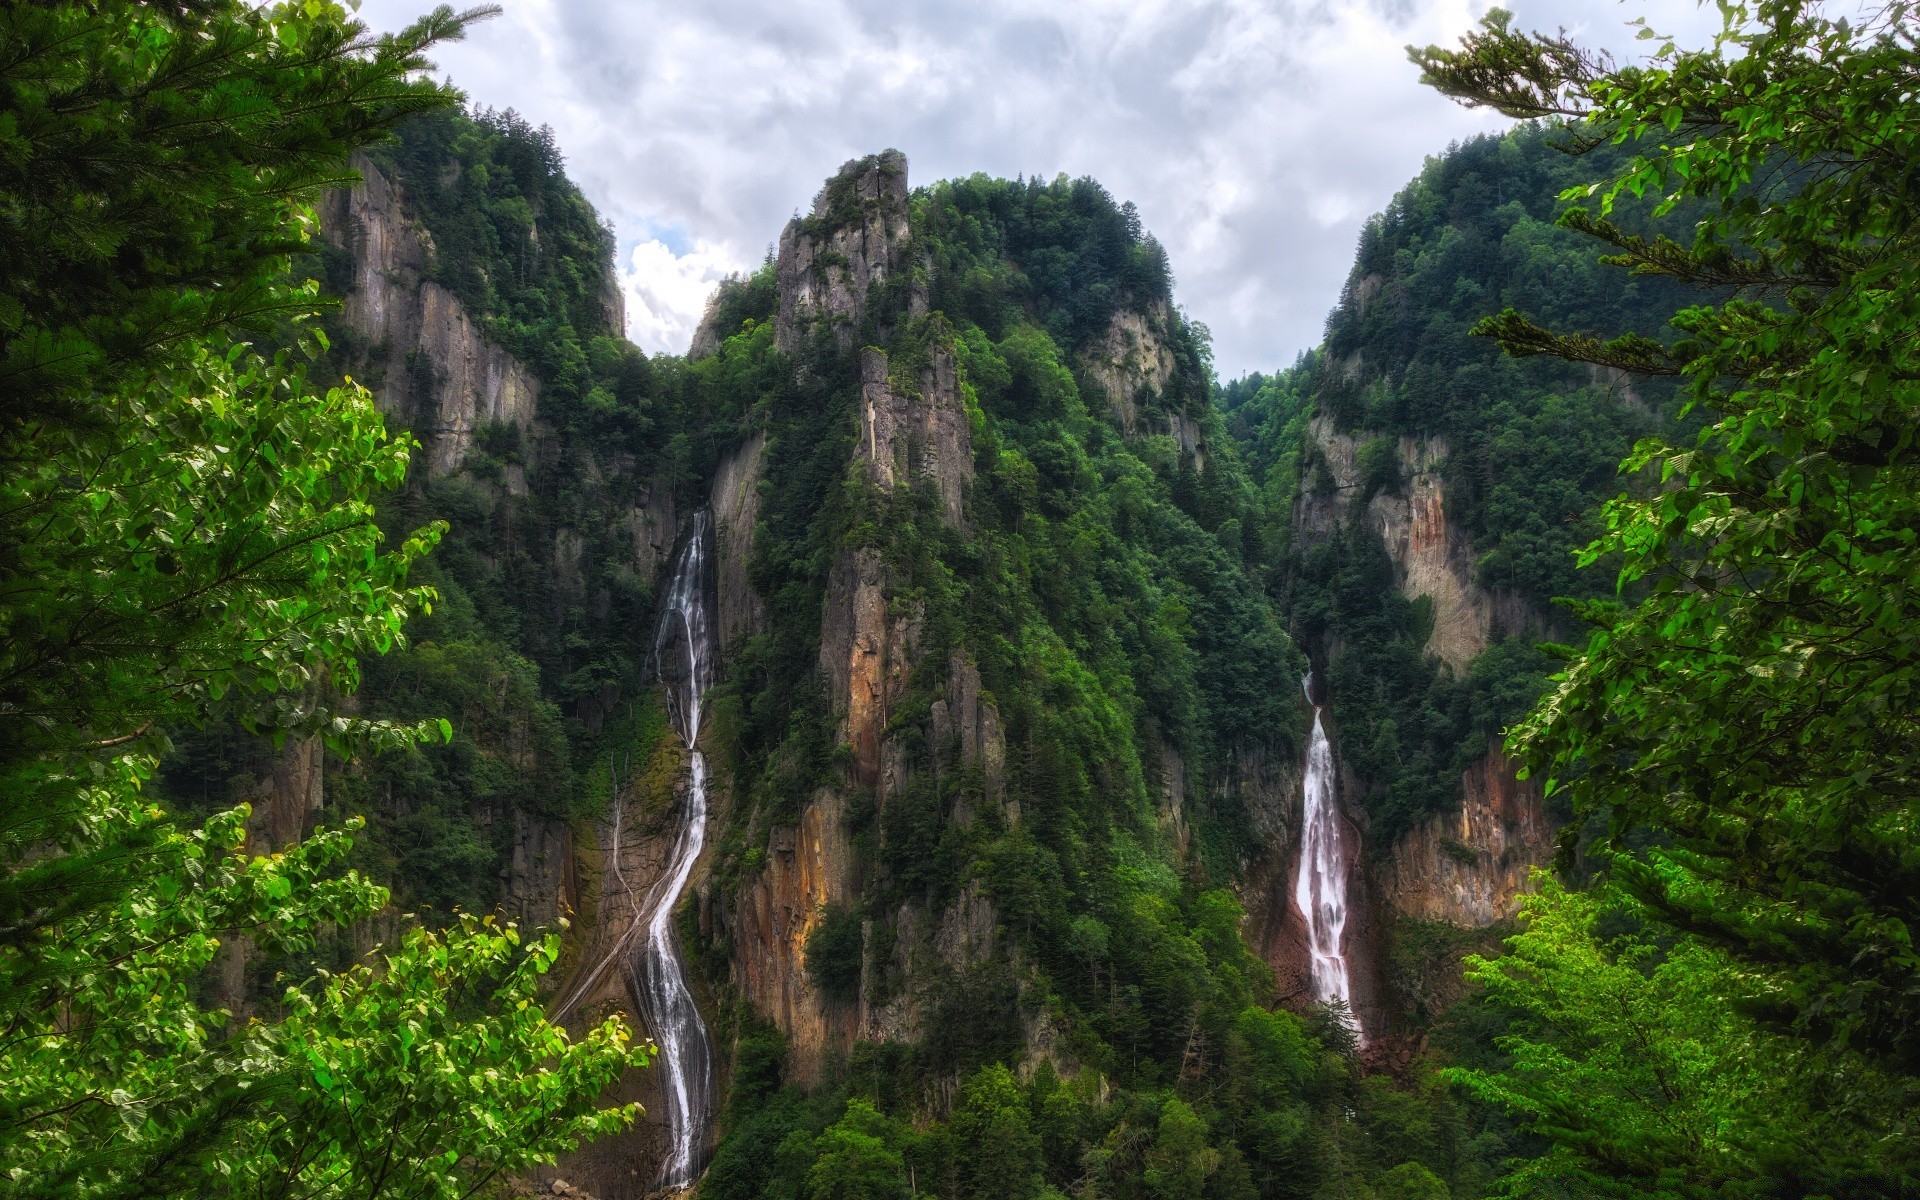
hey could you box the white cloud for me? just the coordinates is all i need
[619,238,743,355]
[355,0,1728,376]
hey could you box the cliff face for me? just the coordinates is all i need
[721,156,1004,1082]
[1291,406,1554,929]
[1299,414,1501,671]
[773,149,917,356]
[709,433,766,658]
[715,151,1317,1091]
[1083,304,1177,437]
[1384,749,1551,926]
[323,153,540,475]
[857,341,972,530]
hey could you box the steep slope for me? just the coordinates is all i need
[1220,123,1690,1025]
[679,153,1521,1200]
[167,113,1587,1199]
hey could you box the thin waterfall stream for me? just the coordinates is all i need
[638,512,717,1189]
[1294,674,1363,1044]
[552,513,717,1191]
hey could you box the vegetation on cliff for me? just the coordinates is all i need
[685,162,1513,1200]
[1218,121,1681,850]
[17,0,1919,1195]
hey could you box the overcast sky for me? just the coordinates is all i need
[352,0,1724,380]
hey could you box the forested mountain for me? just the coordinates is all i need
[17,3,1917,1197]
[155,104,1690,1198]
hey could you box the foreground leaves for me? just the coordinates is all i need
[1414,0,1920,1190]
[0,1,645,1193]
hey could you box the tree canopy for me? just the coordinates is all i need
[1412,0,1920,1188]
[0,3,643,1194]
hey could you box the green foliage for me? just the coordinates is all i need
[0,2,643,1191]
[1452,881,1918,1195]
[949,1065,1044,1200]
[919,174,1177,353]
[704,1008,1506,1200]
[1414,5,1920,1187]
[806,1100,909,1200]
[807,905,867,1004]
[1379,1162,1452,1200]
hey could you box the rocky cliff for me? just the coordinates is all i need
[696,151,1302,1104]
[1384,749,1550,926]
[716,154,1008,1083]
[1293,405,1553,930]
[323,153,540,476]
[773,149,918,356]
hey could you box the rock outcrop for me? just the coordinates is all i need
[1384,748,1551,926]
[323,153,539,474]
[212,734,326,1018]
[774,150,917,355]
[1296,412,1554,929]
[1082,304,1177,435]
[857,337,972,529]
[1078,302,1207,469]
[712,152,1037,1083]
[709,432,766,658]
[730,786,858,1086]
[1297,416,1502,671]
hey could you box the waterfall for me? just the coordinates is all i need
[550,516,717,1187]
[1294,674,1363,1044]
[637,511,717,1190]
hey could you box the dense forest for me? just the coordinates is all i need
[3,2,1917,1199]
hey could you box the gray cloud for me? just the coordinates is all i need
[354,0,1725,377]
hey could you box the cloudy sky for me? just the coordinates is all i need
[353,0,1723,379]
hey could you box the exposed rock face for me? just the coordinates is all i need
[819,550,911,797]
[619,480,683,608]
[1082,304,1177,436]
[1384,748,1551,926]
[1298,416,1493,670]
[688,288,727,360]
[601,272,626,342]
[709,432,767,658]
[323,153,538,474]
[214,735,326,1017]
[731,787,858,1087]
[503,809,575,934]
[774,150,915,355]
[928,651,1008,811]
[857,340,972,529]
[248,734,326,854]
[699,151,1009,1089]
[1295,412,1555,929]
[548,743,693,1199]
[1230,743,1304,997]
[319,152,668,936]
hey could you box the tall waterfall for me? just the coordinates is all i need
[638,512,718,1190]
[1294,675,1363,1044]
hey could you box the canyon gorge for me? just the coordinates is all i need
[168,107,1672,1199]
